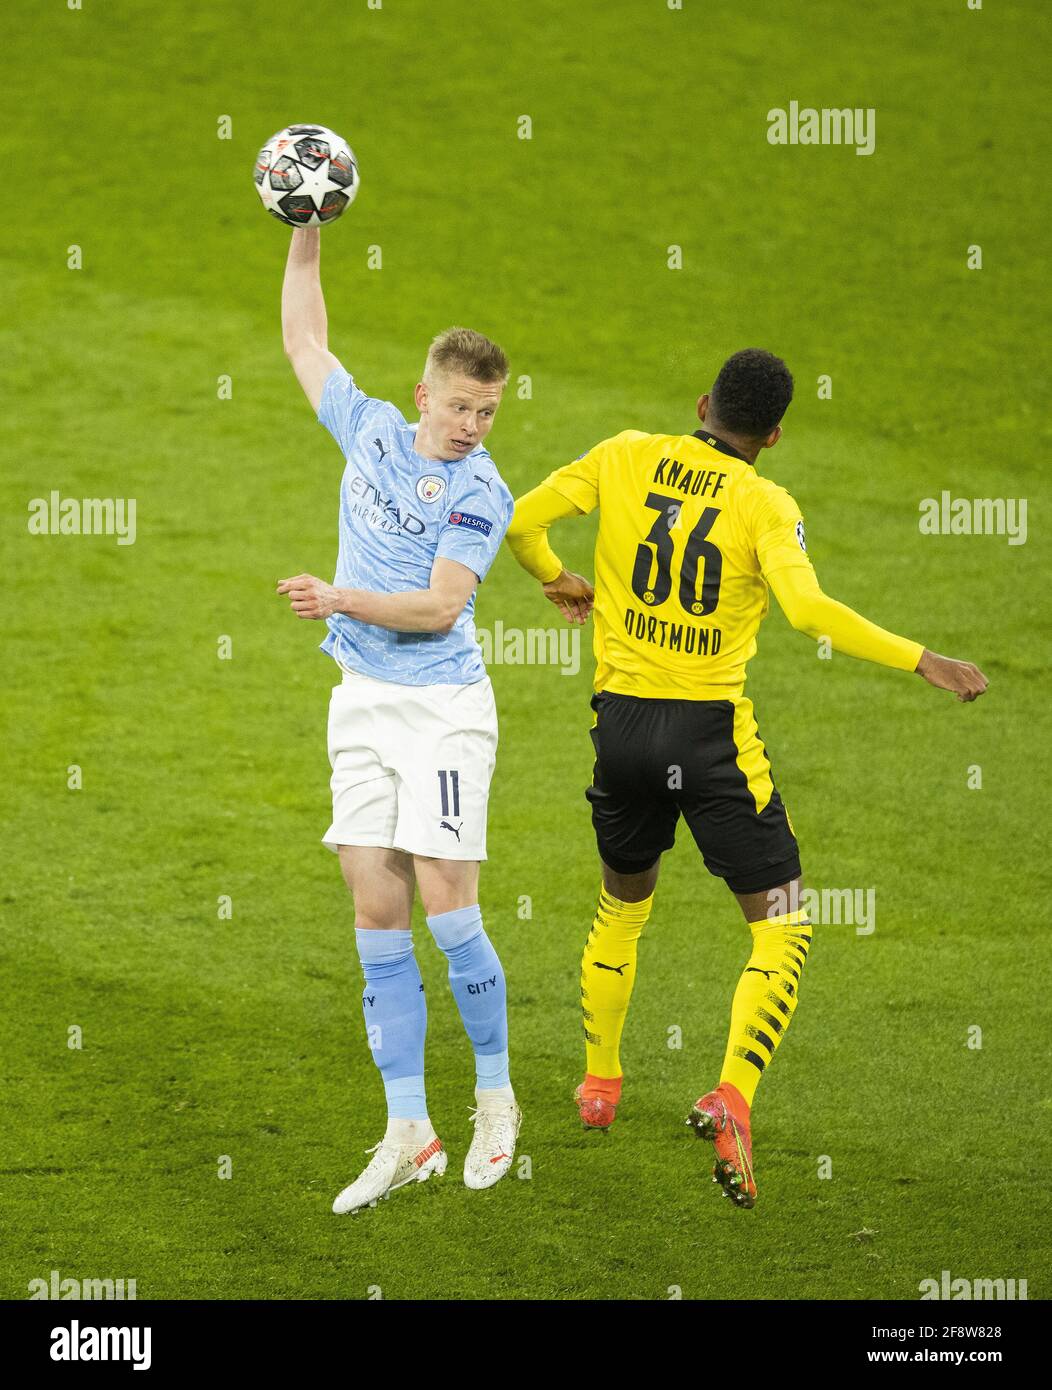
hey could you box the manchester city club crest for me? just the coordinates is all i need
[416,475,446,503]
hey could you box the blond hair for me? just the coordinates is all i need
[423,326,509,386]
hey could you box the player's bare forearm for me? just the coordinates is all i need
[339,586,462,635]
[282,229,342,411]
[282,228,327,350]
[277,575,455,633]
[277,560,477,636]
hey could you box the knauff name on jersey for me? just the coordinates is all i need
[624,607,723,655]
[651,458,728,498]
[348,474,427,535]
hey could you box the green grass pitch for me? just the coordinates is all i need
[3,0,1049,1300]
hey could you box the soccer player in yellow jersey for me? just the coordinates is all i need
[505,349,987,1208]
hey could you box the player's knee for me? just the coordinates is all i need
[353,910,409,933]
[601,856,660,903]
[415,859,481,919]
[422,890,478,919]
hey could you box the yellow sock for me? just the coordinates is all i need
[580,886,654,1080]
[720,910,813,1106]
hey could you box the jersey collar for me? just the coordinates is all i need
[692,429,753,465]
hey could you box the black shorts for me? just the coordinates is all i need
[585,690,801,895]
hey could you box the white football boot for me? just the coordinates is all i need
[332,1133,447,1214]
[463,1095,522,1190]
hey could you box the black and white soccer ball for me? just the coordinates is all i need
[253,124,359,227]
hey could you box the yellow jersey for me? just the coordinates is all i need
[536,429,815,700]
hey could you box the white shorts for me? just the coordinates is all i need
[323,668,498,861]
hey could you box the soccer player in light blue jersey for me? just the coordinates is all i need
[276,226,523,1213]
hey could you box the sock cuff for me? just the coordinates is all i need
[583,1072,623,1103]
[386,1074,427,1097]
[750,910,812,937]
[355,927,414,965]
[426,904,483,950]
[598,886,654,921]
[384,1075,429,1122]
[474,1049,511,1089]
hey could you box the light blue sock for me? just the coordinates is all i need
[426,906,510,1090]
[355,928,427,1121]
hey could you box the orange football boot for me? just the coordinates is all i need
[687,1083,756,1209]
[574,1074,622,1130]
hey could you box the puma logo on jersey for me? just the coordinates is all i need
[440,820,463,841]
[374,438,389,463]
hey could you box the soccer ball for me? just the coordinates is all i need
[253,124,359,227]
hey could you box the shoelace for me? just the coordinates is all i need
[467,1105,515,1149]
[354,1139,399,1183]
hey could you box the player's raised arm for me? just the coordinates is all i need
[281,227,344,412]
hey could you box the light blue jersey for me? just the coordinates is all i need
[317,366,513,686]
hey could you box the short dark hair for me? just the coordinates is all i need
[710,349,794,437]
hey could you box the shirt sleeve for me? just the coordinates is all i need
[316,365,386,457]
[752,483,815,580]
[538,441,605,515]
[435,469,514,584]
[769,566,924,671]
[504,484,581,583]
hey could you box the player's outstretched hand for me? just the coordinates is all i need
[542,569,594,625]
[916,649,989,702]
[277,573,342,620]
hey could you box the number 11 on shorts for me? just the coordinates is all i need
[438,769,461,817]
